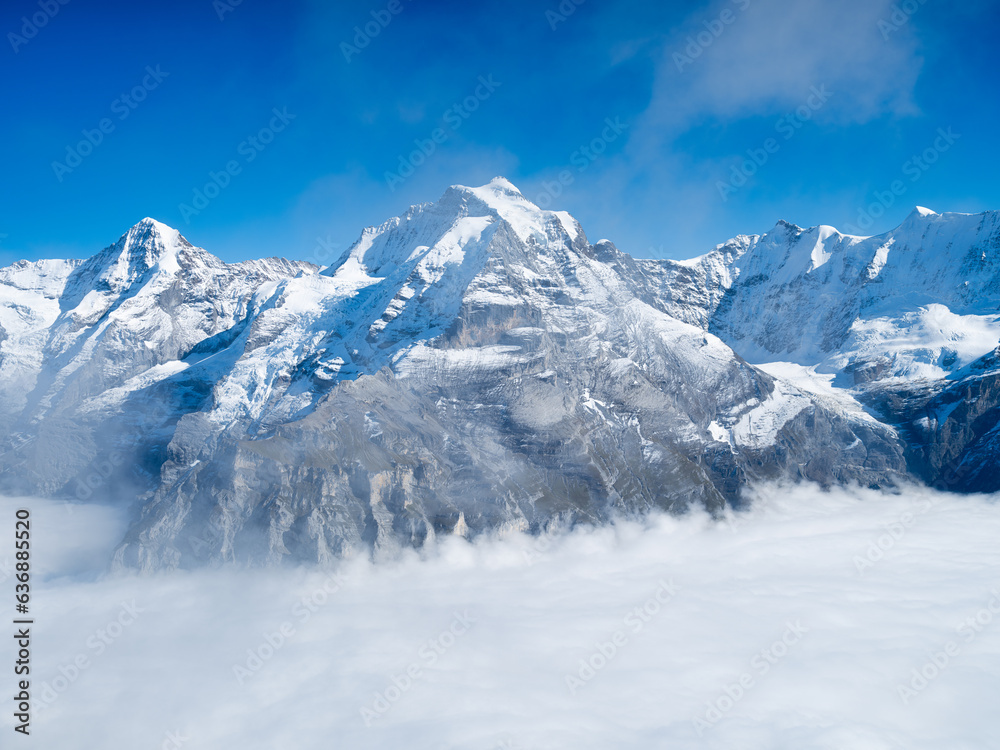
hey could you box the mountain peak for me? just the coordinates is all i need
[446,178,581,245]
[910,206,937,219]
[896,205,940,233]
[96,218,189,284]
[119,217,184,252]
[483,176,521,194]
[768,219,804,236]
[448,175,522,196]
[136,216,166,229]
[449,176,529,208]
[323,177,586,287]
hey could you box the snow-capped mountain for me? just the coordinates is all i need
[1,178,997,568]
[705,208,1000,382]
[0,219,315,498]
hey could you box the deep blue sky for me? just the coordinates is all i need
[1,0,998,266]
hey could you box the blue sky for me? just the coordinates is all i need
[1,0,998,266]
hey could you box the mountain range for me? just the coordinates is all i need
[2,177,998,569]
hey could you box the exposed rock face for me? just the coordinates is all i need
[859,346,1000,492]
[1,179,997,568]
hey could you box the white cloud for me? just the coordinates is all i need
[4,483,1000,748]
[643,0,924,135]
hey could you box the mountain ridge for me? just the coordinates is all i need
[0,178,996,569]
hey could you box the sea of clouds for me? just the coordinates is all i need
[2,482,1000,749]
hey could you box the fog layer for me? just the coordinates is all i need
[3,483,999,749]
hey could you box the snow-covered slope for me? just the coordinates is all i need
[0,219,316,495]
[2,179,996,568]
[704,208,1000,382]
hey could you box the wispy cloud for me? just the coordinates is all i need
[544,0,930,258]
[641,0,924,140]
